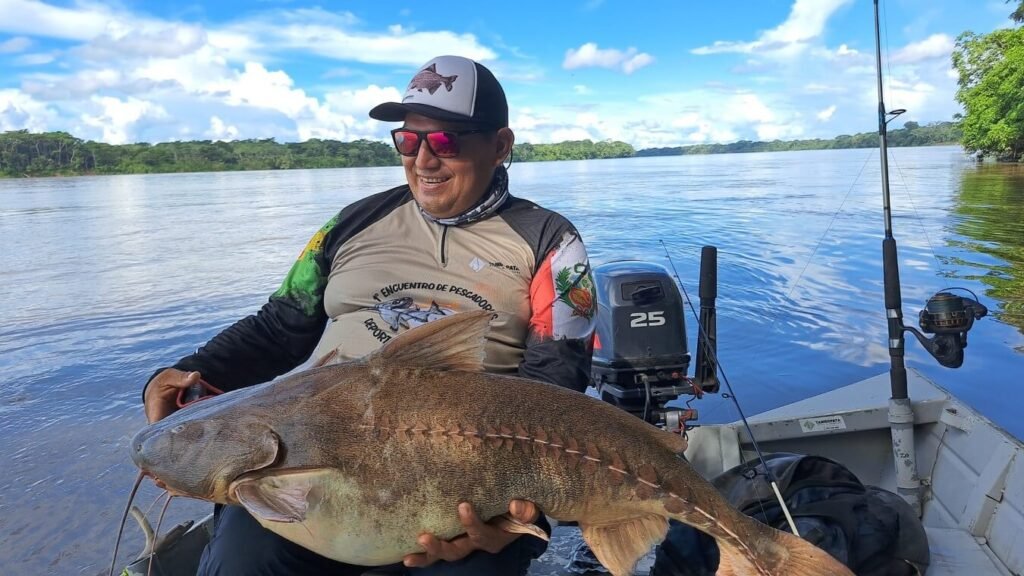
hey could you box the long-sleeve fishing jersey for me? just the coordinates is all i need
[163,182,597,393]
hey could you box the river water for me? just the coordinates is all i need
[1,146,1021,574]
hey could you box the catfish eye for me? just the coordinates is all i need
[172,424,185,434]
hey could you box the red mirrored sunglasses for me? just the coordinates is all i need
[391,128,490,158]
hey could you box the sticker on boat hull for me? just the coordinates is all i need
[799,415,847,433]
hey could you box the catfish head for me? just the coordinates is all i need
[130,395,280,502]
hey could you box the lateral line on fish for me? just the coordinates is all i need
[374,424,774,574]
[693,505,765,574]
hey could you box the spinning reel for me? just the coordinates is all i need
[904,288,988,369]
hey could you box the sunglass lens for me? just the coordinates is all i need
[426,131,459,157]
[393,131,420,156]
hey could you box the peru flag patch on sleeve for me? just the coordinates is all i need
[530,232,597,340]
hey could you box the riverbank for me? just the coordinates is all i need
[0,122,961,178]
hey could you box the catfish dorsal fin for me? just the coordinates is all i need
[579,515,669,576]
[367,311,492,371]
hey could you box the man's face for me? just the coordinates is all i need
[400,114,513,219]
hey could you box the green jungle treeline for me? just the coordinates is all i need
[952,1,1024,162]
[637,121,961,157]
[1,122,962,178]
[0,132,400,177]
[0,130,640,177]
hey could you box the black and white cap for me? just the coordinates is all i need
[369,55,508,129]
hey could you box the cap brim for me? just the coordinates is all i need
[369,102,491,128]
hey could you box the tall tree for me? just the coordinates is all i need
[1011,0,1024,24]
[952,28,1024,161]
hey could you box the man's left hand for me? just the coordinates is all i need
[403,500,540,567]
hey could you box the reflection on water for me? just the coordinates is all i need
[0,147,1022,574]
[951,164,1024,335]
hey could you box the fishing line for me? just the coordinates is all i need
[886,150,942,265]
[660,240,801,537]
[735,0,895,341]
[883,0,894,102]
[741,149,875,349]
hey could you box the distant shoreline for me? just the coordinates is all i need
[0,142,964,180]
[0,122,961,179]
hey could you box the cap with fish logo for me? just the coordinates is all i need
[369,55,508,129]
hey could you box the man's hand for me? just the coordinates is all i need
[402,500,541,568]
[144,369,202,424]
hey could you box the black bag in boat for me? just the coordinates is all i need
[651,452,930,576]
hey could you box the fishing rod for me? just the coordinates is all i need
[660,242,802,537]
[872,0,986,516]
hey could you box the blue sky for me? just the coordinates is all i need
[0,0,1016,148]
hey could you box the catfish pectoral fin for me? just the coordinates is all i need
[489,514,549,542]
[580,515,670,576]
[233,472,322,523]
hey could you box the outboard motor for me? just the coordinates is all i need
[590,247,720,430]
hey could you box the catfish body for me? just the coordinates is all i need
[132,312,853,576]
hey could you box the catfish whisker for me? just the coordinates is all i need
[109,471,144,576]
[147,495,174,576]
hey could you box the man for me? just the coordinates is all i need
[143,55,597,576]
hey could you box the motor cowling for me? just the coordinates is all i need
[590,261,695,426]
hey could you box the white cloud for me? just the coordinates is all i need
[74,23,208,61]
[692,0,853,57]
[22,67,179,100]
[550,126,594,142]
[891,34,954,64]
[207,116,238,141]
[813,42,864,62]
[227,9,496,66]
[622,53,654,74]
[756,123,803,140]
[667,113,739,144]
[514,89,808,149]
[0,2,498,145]
[0,88,56,131]
[80,96,167,144]
[563,43,654,74]
[881,78,936,113]
[322,67,358,79]
[210,62,312,116]
[729,93,776,124]
[0,0,966,149]
[323,84,401,117]
[804,83,845,94]
[575,112,601,128]
[0,36,31,53]
[14,52,55,65]
[0,0,119,40]
[1,1,495,68]
[836,44,858,56]
[511,109,543,131]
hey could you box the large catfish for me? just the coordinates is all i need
[131,311,853,576]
